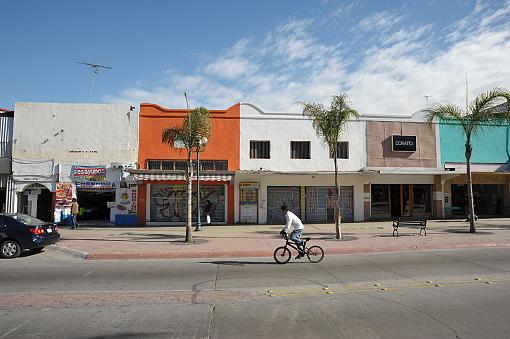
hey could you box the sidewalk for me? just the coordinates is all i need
[49,218,510,260]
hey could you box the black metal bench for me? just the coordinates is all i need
[392,217,427,237]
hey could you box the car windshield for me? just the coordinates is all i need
[8,214,47,225]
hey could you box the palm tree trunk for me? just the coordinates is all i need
[465,140,476,233]
[186,155,193,242]
[334,155,342,239]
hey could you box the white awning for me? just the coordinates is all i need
[129,173,233,182]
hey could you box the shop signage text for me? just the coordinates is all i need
[76,181,116,189]
[72,165,107,182]
[392,135,417,152]
[240,182,260,189]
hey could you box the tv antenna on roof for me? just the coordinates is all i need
[425,95,432,108]
[77,60,112,101]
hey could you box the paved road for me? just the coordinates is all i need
[1,248,510,338]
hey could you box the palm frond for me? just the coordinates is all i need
[469,88,510,135]
[425,103,467,133]
[162,107,212,151]
[162,127,184,144]
[301,94,359,149]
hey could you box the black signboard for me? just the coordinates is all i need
[392,135,417,152]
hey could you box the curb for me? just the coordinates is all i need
[46,244,89,259]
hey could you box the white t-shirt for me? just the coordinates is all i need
[282,211,304,232]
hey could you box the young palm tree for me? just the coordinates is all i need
[301,94,359,239]
[162,107,212,243]
[425,88,510,233]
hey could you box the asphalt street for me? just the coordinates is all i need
[1,248,510,338]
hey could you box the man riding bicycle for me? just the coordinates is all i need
[279,205,305,259]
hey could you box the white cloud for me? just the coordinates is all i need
[358,11,404,32]
[203,57,258,80]
[107,1,510,116]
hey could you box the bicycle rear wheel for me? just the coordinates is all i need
[306,245,324,263]
[273,246,291,264]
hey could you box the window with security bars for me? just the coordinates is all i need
[250,141,270,159]
[147,160,162,170]
[147,160,227,171]
[329,142,349,159]
[290,141,311,159]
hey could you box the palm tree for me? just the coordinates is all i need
[162,107,212,243]
[301,94,359,239]
[425,88,510,233]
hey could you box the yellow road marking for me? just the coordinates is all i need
[265,278,510,297]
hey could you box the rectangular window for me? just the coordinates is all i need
[161,161,173,170]
[147,160,161,170]
[290,141,311,159]
[174,161,187,171]
[147,160,227,171]
[371,184,390,216]
[413,184,432,214]
[250,141,270,159]
[329,142,349,159]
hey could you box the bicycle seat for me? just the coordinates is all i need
[303,237,311,241]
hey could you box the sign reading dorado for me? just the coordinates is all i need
[391,135,417,152]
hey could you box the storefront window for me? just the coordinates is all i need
[452,184,503,216]
[150,184,225,223]
[371,184,390,215]
[412,185,431,215]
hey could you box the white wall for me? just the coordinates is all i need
[239,103,366,172]
[13,102,138,170]
[10,103,138,220]
[234,172,366,223]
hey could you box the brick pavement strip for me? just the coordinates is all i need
[47,219,510,260]
[0,290,260,309]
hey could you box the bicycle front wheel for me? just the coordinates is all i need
[306,245,324,263]
[273,246,291,264]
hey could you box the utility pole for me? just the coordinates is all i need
[77,60,112,101]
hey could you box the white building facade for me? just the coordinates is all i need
[10,103,138,224]
[235,103,367,224]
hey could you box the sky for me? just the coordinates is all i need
[2,0,510,115]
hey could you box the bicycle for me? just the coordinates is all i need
[273,232,325,264]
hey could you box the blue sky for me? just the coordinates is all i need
[2,0,510,115]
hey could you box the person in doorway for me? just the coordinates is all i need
[279,205,305,259]
[205,200,213,225]
[71,198,80,229]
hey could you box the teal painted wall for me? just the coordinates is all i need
[440,123,510,164]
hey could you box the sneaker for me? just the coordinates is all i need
[295,253,304,259]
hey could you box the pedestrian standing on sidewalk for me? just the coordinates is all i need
[71,198,80,229]
[205,200,213,225]
[280,205,305,259]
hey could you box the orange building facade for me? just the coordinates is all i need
[131,103,240,226]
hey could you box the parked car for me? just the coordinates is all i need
[0,213,60,258]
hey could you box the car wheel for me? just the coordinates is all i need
[31,247,45,253]
[1,240,22,259]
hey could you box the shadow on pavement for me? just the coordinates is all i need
[321,235,359,241]
[199,260,276,266]
[376,234,417,238]
[443,229,494,235]
[61,236,209,244]
[81,333,168,339]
